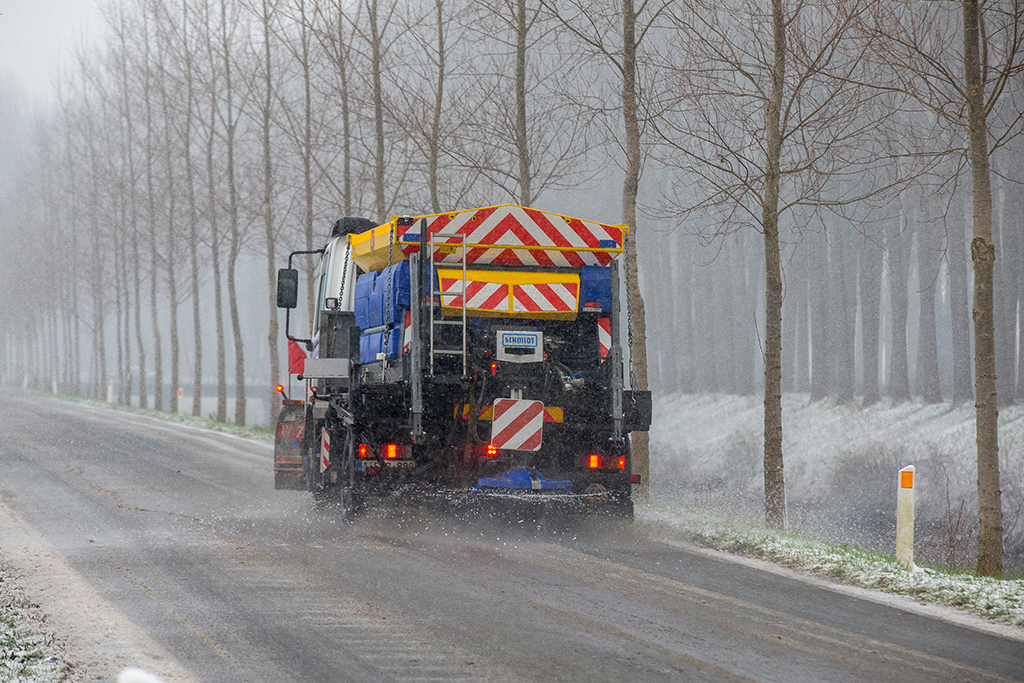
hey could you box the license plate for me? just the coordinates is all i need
[384,460,416,469]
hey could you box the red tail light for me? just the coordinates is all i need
[619,456,626,470]
[490,361,498,375]
[359,444,368,458]
[486,444,499,457]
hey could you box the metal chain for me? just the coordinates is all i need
[624,229,635,389]
[339,233,350,308]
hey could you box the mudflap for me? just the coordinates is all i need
[274,401,306,490]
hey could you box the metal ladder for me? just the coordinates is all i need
[429,231,467,376]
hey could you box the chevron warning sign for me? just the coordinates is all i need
[491,399,545,451]
[512,283,579,313]
[439,277,508,311]
[393,205,625,268]
[598,317,611,358]
[320,428,330,473]
[402,310,412,354]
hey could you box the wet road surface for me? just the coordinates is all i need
[0,393,1021,682]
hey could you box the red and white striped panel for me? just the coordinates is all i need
[491,399,545,451]
[402,310,412,354]
[598,317,611,358]
[512,283,579,314]
[398,205,623,268]
[320,428,331,473]
[439,278,509,312]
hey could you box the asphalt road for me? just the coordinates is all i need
[0,392,1021,682]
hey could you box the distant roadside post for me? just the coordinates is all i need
[896,466,916,570]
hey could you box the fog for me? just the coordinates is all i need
[0,0,1022,573]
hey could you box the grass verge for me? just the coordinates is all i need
[639,503,1024,628]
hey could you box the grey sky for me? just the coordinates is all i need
[0,0,102,106]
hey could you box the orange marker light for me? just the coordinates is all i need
[276,384,284,393]
[589,454,600,469]
[385,443,399,459]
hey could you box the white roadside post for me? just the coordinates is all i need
[107,380,114,403]
[178,389,185,415]
[52,377,58,393]
[896,465,916,570]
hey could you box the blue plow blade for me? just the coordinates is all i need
[471,468,572,493]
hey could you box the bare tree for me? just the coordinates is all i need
[868,0,1024,575]
[653,0,907,528]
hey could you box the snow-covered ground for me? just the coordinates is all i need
[649,393,1024,576]
[0,562,67,681]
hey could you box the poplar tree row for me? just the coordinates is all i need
[1,0,1021,572]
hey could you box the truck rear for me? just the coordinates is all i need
[274,205,651,518]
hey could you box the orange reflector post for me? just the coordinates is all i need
[589,454,600,469]
[900,470,914,489]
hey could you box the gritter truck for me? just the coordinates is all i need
[273,204,651,518]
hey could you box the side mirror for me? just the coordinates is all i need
[277,268,298,309]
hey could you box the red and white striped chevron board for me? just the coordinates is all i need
[439,279,507,311]
[397,205,624,268]
[490,399,545,451]
[598,317,611,358]
[320,428,330,473]
[402,310,412,354]
[512,283,578,313]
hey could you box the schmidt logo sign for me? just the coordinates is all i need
[501,332,539,348]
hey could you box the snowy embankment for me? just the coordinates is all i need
[647,393,1024,626]
[0,563,67,681]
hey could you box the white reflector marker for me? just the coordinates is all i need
[896,465,915,570]
[491,399,544,451]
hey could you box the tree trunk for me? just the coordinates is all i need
[809,230,830,400]
[994,163,1018,407]
[621,0,649,499]
[834,227,856,404]
[221,0,246,426]
[948,190,973,403]
[860,235,882,405]
[515,0,531,206]
[261,0,281,427]
[207,96,227,423]
[143,35,164,412]
[963,0,1002,577]
[183,0,203,417]
[888,218,911,401]
[370,0,387,221]
[300,0,316,324]
[429,0,445,213]
[916,220,942,403]
[762,0,786,531]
